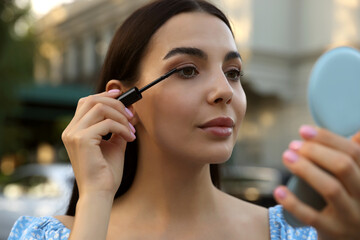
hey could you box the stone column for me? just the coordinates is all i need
[64,40,78,82]
[82,33,96,78]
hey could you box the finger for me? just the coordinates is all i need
[75,103,134,134]
[84,118,136,143]
[274,186,321,227]
[352,131,360,145]
[282,149,353,215]
[299,125,360,168]
[71,91,133,126]
[290,140,360,198]
[274,186,334,232]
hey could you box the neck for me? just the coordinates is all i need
[113,134,221,223]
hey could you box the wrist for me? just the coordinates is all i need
[78,191,114,207]
[70,190,114,240]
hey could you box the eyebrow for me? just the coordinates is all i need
[224,51,242,62]
[163,47,242,62]
[163,47,208,60]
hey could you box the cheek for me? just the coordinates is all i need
[135,83,198,140]
[233,88,247,127]
[153,88,197,131]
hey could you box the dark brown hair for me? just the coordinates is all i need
[66,0,234,216]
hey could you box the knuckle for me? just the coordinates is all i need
[323,182,342,200]
[86,95,97,105]
[94,103,106,113]
[104,118,115,127]
[301,142,316,155]
[302,213,319,226]
[61,131,68,142]
[290,161,308,177]
[72,132,86,145]
[77,97,86,106]
[335,155,354,177]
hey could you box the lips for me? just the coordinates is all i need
[200,117,234,128]
[199,117,235,137]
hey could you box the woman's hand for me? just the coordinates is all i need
[274,125,360,240]
[62,89,136,198]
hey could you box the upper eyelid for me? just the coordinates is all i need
[165,54,241,68]
[225,60,242,67]
[168,59,242,74]
[223,65,242,73]
[174,62,199,71]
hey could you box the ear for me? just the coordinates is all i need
[106,80,140,126]
[106,79,123,92]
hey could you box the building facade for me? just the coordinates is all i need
[34,0,360,171]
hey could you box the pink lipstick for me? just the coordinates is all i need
[199,117,234,137]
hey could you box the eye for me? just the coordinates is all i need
[225,69,244,81]
[177,66,199,79]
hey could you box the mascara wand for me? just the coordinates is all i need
[117,68,179,107]
[103,68,179,140]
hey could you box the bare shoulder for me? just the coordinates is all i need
[54,215,74,230]
[223,191,268,220]
[218,190,270,239]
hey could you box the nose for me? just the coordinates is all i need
[207,72,234,105]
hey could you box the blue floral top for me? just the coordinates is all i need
[269,205,317,239]
[8,205,317,239]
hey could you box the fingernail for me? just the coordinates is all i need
[125,108,134,118]
[283,150,299,163]
[274,187,287,199]
[108,89,120,94]
[129,123,136,133]
[300,125,317,139]
[289,140,303,151]
[130,132,136,140]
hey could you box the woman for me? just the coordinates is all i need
[8,0,360,239]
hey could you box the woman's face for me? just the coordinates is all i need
[134,12,246,164]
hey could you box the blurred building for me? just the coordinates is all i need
[34,0,148,86]
[35,0,360,171]
[217,0,360,171]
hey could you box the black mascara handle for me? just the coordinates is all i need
[102,87,142,140]
[117,87,142,107]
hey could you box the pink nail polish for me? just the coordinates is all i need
[289,140,303,151]
[129,123,136,133]
[130,132,136,140]
[300,125,317,139]
[274,187,287,199]
[125,108,134,118]
[108,89,120,94]
[283,150,299,163]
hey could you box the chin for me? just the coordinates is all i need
[186,144,234,165]
[205,151,233,164]
[158,134,236,164]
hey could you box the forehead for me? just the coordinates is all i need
[149,12,237,56]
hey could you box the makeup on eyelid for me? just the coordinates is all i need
[163,60,243,82]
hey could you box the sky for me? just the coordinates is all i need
[29,0,74,16]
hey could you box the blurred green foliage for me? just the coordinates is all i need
[0,0,36,156]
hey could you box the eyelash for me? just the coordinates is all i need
[177,66,199,79]
[176,66,244,81]
[225,68,244,81]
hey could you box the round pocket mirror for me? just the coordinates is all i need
[284,46,360,228]
[308,46,360,137]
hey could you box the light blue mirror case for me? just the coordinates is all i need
[283,47,360,227]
